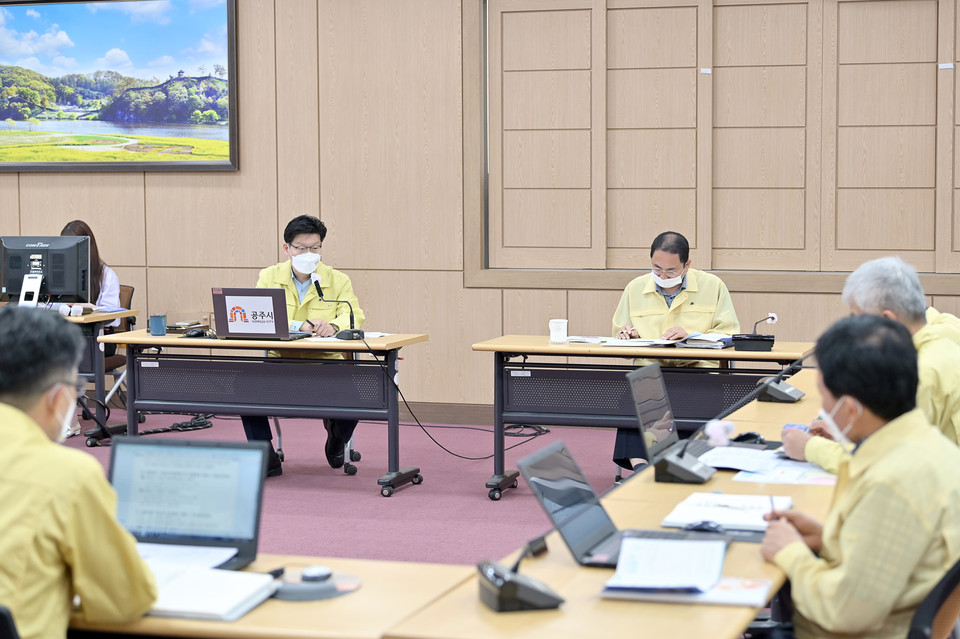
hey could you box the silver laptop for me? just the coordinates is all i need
[109,437,270,570]
[211,287,310,340]
[627,363,713,462]
[516,441,726,568]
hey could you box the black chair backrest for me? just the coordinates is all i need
[117,284,135,332]
[0,605,20,639]
[909,556,960,639]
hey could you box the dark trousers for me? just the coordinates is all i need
[240,415,359,445]
[612,427,645,470]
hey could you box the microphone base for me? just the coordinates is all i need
[335,329,365,340]
[757,380,805,403]
[654,449,716,484]
[732,333,775,351]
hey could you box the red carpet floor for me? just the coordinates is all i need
[65,412,624,566]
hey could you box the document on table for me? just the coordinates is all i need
[698,447,780,473]
[601,337,679,347]
[604,537,726,593]
[603,576,773,606]
[733,456,838,486]
[661,493,793,532]
[304,331,391,343]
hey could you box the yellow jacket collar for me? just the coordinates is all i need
[845,408,931,480]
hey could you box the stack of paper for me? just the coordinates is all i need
[148,567,277,621]
[661,493,793,532]
[604,537,726,593]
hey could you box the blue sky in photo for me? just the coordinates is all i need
[0,0,228,81]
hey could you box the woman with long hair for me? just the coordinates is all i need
[59,219,121,315]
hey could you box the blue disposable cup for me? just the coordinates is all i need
[149,313,167,336]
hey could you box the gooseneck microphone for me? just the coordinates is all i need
[309,274,364,340]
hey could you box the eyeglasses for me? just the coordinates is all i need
[651,265,684,277]
[57,377,87,397]
[289,244,323,254]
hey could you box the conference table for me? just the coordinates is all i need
[68,554,473,639]
[471,335,815,500]
[99,330,428,497]
[70,309,139,434]
[385,375,833,639]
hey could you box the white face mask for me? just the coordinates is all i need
[290,252,321,275]
[652,270,684,289]
[819,396,857,449]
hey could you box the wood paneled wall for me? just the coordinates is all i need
[2,0,958,409]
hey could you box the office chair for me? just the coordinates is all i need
[102,284,136,408]
[908,556,960,639]
[0,605,20,639]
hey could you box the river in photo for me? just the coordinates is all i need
[3,118,229,141]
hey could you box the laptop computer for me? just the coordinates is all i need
[109,437,270,570]
[627,363,713,463]
[516,441,727,568]
[211,287,310,340]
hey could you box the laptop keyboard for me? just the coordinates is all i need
[625,529,720,541]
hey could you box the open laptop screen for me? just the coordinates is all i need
[110,438,267,545]
[627,363,679,461]
[517,441,618,562]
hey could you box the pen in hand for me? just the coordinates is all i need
[769,496,778,520]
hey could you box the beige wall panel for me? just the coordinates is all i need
[713,66,806,128]
[730,292,845,342]
[837,126,935,188]
[503,70,591,129]
[503,189,591,247]
[276,0,320,219]
[502,130,591,188]
[606,189,696,248]
[607,129,696,188]
[147,267,261,327]
[607,7,697,69]
[712,189,805,249]
[932,297,960,316]
[714,4,807,67]
[349,270,502,404]
[111,267,148,321]
[713,128,805,187]
[838,0,937,64]
[839,64,936,126]
[836,188,935,250]
[0,175,18,235]
[145,0,278,269]
[607,68,697,129]
[568,289,626,337]
[502,9,591,70]
[18,173,146,267]
[319,1,463,272]
[503,289,568,336]
[712,249,815,270]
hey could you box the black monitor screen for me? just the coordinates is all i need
[0,236,91,303]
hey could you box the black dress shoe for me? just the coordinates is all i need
[267,448,283,477]
[323,420,345,469]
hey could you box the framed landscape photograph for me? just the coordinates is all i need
[0,0,238,171]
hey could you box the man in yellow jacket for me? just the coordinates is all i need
[762,314,960,639]
[0,305,156,639]
[240,215,365,476]
[610,231,740,469]
[782,256,960,472]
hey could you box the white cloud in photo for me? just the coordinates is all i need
[0,8,12,27]
[0,25,74,60]
[25,9,41,19]
[189,0,224,10]
[147,54,175,68]
[12,56,78,78]
[52,55,78,70]
[87,0,173,25]
[95,47,133,71]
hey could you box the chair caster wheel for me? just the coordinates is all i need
[488,489,502,501]
[85,437,99,448]
[511,479,519,489]
[344,463,357,476]
[350,450,361,462]
[411,474,423,485]
[277,450,285,462]
[137,413,146,424]
[381,486,394,497]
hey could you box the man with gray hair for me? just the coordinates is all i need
[0,305,156,639]
[782,256,960,471]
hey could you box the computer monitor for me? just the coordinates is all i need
[0,235,91,304]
